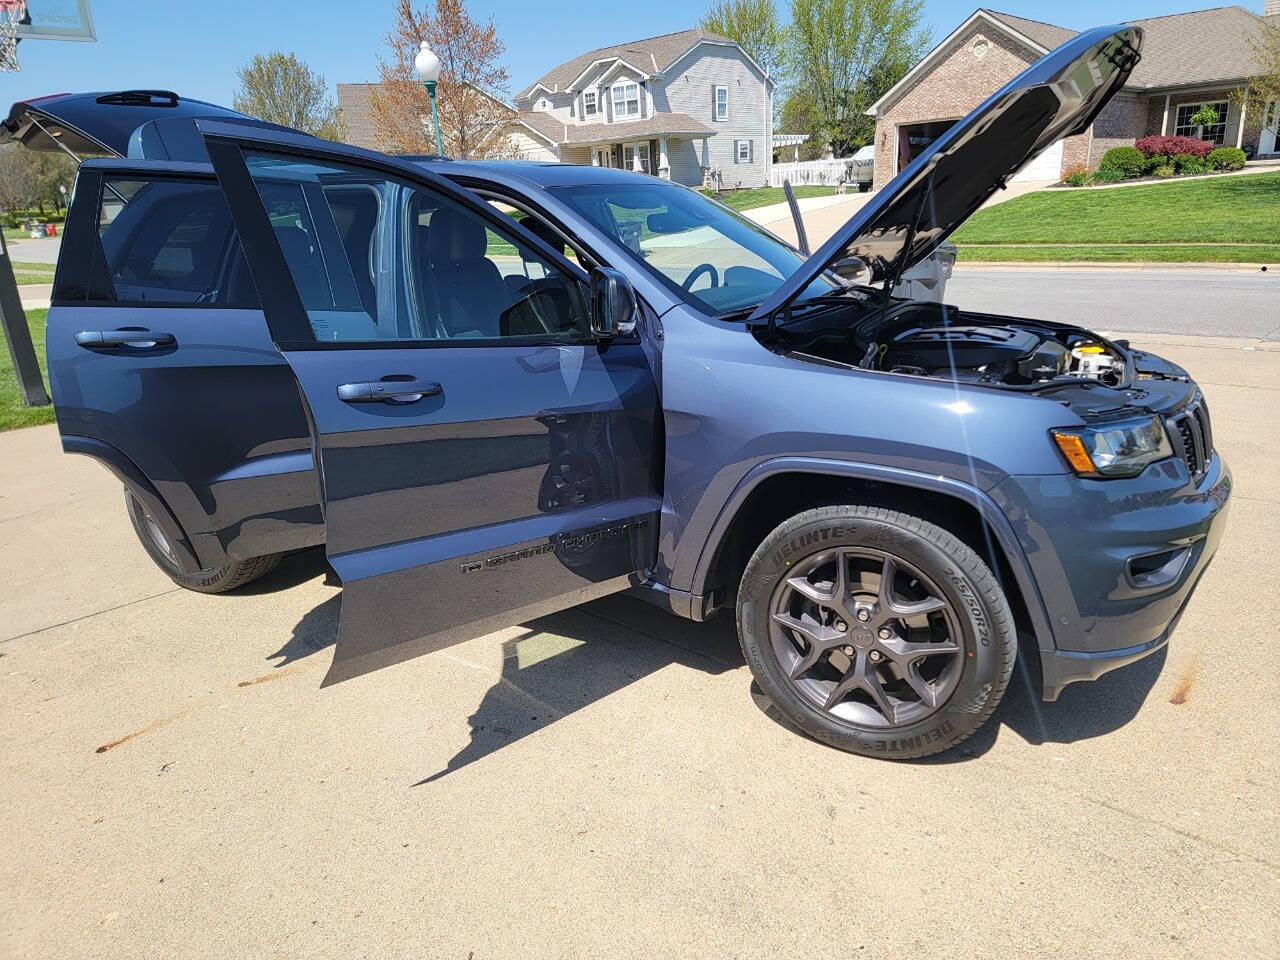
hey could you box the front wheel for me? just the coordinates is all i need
[736,505,1015,759]
[124,489,280,594]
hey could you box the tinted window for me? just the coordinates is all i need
[96,177,258,305]
[241,150,588,343]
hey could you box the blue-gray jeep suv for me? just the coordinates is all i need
[8,25,1230,758]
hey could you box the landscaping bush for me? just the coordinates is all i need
[1173,152,1207,175]
[1152,164,1176,178]
[1091,166,1125,184]
[1098,145,1146,178]
[1206,146,1247,171]
[1061,164,1092,186]
[1135,135,1213,159]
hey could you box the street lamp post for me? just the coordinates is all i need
[414,40,445,157]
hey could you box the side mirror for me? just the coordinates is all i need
[588,267,638,338]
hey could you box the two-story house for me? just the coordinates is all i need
[509,28,775,189]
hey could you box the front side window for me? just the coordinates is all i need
[242,151,588,343]
[582,90,597,117]
[622,143,651,174]
[612,81,640,119]
[94,177,257,305]
[553,180,832,313]
[714,85,728,121]
[1174,101,1228,144]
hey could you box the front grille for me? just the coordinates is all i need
[1167,395,1213,480]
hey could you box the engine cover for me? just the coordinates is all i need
[888,325,1041,371]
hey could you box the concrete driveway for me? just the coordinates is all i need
[2,336,1278,959]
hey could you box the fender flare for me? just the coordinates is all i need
[61,435,203,575]
[688,456,1058,654]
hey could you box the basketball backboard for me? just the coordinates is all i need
[16,0,95,42]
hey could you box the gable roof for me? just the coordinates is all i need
[870,5,1276,116]
[517,28,736,98]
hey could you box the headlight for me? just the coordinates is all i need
[1050,417,1173,478]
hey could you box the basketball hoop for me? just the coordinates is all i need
[0,0,26,72]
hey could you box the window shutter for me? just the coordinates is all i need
[733,140,740,164]
[713,89,717,122]
[748,139,754,163]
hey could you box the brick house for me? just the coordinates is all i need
[867,4,1280,189]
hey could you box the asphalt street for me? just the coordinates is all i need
[948,267,1280,340]
[2,334,1278,959]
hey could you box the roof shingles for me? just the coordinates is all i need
[517,28,733,98]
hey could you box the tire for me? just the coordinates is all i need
[124,488,281,594]
[736,504,1015,759]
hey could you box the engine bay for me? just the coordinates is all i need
[774,299,1134,389]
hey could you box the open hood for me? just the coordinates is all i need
[1,90,289,161]
[748,24,1142,326]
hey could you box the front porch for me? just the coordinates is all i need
[559,134,713,187]
[1094,86,1280,165]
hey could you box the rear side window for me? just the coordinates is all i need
[92,177,259,306]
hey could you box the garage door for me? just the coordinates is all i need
[1011,139,1064,181]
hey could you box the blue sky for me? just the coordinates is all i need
[0,0,1255,109]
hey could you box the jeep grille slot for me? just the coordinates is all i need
[1168,395,1212,480]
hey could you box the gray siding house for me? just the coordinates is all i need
[510,28,775,188]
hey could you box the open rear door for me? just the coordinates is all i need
[201,123,662,684]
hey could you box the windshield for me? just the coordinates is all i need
[550,180,833,313]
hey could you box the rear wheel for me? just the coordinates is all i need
[124,489,280,594]
[736,505,1015,759]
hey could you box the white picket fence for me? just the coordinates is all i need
[769,158,854,188]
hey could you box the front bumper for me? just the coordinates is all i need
[993,450,1231,701]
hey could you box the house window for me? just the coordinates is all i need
[612,81,640,119]
[1174,100,1229,144]
[714,85,728,121]
[735,139,752,163]
[582,90,597,118]
[623,143,651,174]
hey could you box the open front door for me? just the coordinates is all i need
[201,123,661,685]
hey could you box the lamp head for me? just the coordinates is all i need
[414,41,441,83]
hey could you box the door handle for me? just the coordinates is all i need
[337,379,442,403]
[76,329,176,349]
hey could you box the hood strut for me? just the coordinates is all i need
[26,112,129,205]
[882,162,936,296]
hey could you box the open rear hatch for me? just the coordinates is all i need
[1,90,291,161]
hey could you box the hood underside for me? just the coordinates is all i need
[749,24,1142,325]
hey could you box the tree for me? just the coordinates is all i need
[29,152,76,215]
[0,145,37,223]
[367,0,516,159]
[700,0,785,78]
[1232,20,1279,145]
[777,90,827,160]
[782,0,930,156]
[232,51,345,141]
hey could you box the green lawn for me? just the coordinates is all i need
[952,172,1280,260]
[1,308,55,431]
[957,244,1280,264]
[705,185,838,212]
[10,260,55,286]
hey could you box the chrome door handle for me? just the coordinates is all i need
[337,379,442,403]
[76,329,176,349]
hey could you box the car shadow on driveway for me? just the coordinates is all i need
[414,595,744,785]
[271,577,1168,777]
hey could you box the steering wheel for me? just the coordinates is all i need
[682,262,719,291]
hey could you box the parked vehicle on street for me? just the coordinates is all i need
[10,25,1231,758]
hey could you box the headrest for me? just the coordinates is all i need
[426,204,487,264]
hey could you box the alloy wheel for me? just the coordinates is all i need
[767,547,964,728]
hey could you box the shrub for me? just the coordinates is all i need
[1206,146,1247,171]
[1136,135,1213,159]
[1061,164,1092,186]
[1152,164,1176,178]
[1143,154,1168,174]
[1091,166,1125,184]
[1173,152,1206,175]
[1098,145,1146,178]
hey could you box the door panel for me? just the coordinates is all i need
[202,125,662,684]
[46,166,323,569]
